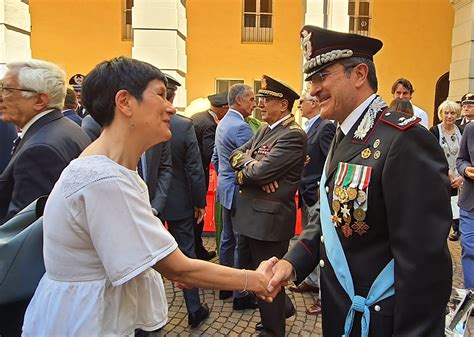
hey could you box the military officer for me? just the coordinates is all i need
[268,26,452,336]
[230,75,306,337]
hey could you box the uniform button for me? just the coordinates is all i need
[319,259,325,268]
[239,190,242,194]
[374,305,381,312]
[325,186,329,193]
[320,236,324,244]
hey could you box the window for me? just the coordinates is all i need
[122,0,134,40]
[215,79,244,94]
[348,0,370,36]
[242,0,273,43]
[253,80,263,120]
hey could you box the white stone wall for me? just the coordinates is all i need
[132,0,187,110]
[449,0,474,100]
[0,0,31,77]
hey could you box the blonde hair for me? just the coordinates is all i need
[437,100,461,121]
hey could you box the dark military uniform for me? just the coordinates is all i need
[285,96,452,336]
[230,75,306,337]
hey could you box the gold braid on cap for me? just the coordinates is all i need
[303,49,354,73]
[258,89,284,98]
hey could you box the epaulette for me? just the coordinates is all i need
[380,110,421,131]
[289,124,302,130]
[282,115,295,127]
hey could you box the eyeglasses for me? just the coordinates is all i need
[0,84,38,95]
[310,65,356,86]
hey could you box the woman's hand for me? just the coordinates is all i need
[253,257,279,302]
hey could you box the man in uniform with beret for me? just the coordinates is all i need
[191,92,229,260]
[268,26,452,336]
[458,93,474,130]
[230,75,307,336]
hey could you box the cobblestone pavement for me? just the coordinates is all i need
[162,236,467,336]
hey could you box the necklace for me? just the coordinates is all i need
[440,125,459,157]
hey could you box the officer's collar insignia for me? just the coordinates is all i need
[282,115,295,127]
[353,96,387,143]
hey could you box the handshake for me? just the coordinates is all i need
[253,257,295,302]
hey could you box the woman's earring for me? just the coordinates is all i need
[129,120,135,131]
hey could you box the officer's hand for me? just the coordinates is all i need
[268,259,294,297]
[451,175,464,188]
[261,180,278,193]
[254,256,279,302]
[466,167,474,180]
[194,207,206,223]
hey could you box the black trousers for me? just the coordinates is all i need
[0,298,31,337]
[194,218,208,258]
[239,235,290,337]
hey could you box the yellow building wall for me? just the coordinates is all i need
[186,0,304,111]
[371,0,453,126]
[29,0,132,81]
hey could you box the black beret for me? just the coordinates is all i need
[208,92,229,107]
[301,26,383,81]
[256,75,299,104]
[69,73,85,91]
[461,93,474,105]
[164,73,181,91]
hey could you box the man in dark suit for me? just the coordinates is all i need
[62,88,82,126]
[289,91,335,316]
[269,26,452,337]
[161,112,209,327]
[457,122,474,289]
[230,75,307,337]
[0,119,17,173]
[191,92,228,260]
[0,59,90,336]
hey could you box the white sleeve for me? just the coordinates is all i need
[80,177,178,286]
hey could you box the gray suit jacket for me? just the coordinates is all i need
[230,115,307,241]
[457,122,474,211]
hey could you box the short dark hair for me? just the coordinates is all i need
[82,57,167,127]
[391,78,414,94]
[64,88,78,110]
[389,98,414,115]
[338,57,378,92]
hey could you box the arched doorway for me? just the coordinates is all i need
[433,72,449,125]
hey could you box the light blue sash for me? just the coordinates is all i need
[319,163,395,337]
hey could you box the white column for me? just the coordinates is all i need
[132,0,187,110]
[328,0,349,32]
[449,0,474,100]
[0,0,31,77]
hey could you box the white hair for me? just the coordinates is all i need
[301,90,317,102]
[7,59,67,110]
[228,84,252,106]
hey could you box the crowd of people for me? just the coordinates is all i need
[0,25,473,337]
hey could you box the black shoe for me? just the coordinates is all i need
[286,302,296,319]
[233,294,258,310]
[219,290,233,300]
[255,321,263,332]
[197,250,217,261]
[449,231,460,241]
[188,303,210,328]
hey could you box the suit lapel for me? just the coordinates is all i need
[306,117,322,140]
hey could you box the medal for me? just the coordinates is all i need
[361,148,371,159]
[353,208,366,221]
[342,213,351,223]
[332,212,342,226]
[339,189,349,203]
[347,187,357,201]
[341,204,351,218]
[356,190,367,204]
[352,221,369,235]
[334,185,342,197]
[332,200,341,213]
[342,223,353,238]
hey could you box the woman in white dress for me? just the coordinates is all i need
[22,57,275,337]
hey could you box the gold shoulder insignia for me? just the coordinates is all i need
[381,110,421,131]
[236,171,244,185]
[290,125,301,130]
[231,152,243,167]
[282,115,295,127]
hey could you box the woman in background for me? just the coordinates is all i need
[430,100,464,241]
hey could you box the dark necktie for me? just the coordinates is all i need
[137,158,144,179]
[10,136,21,156]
